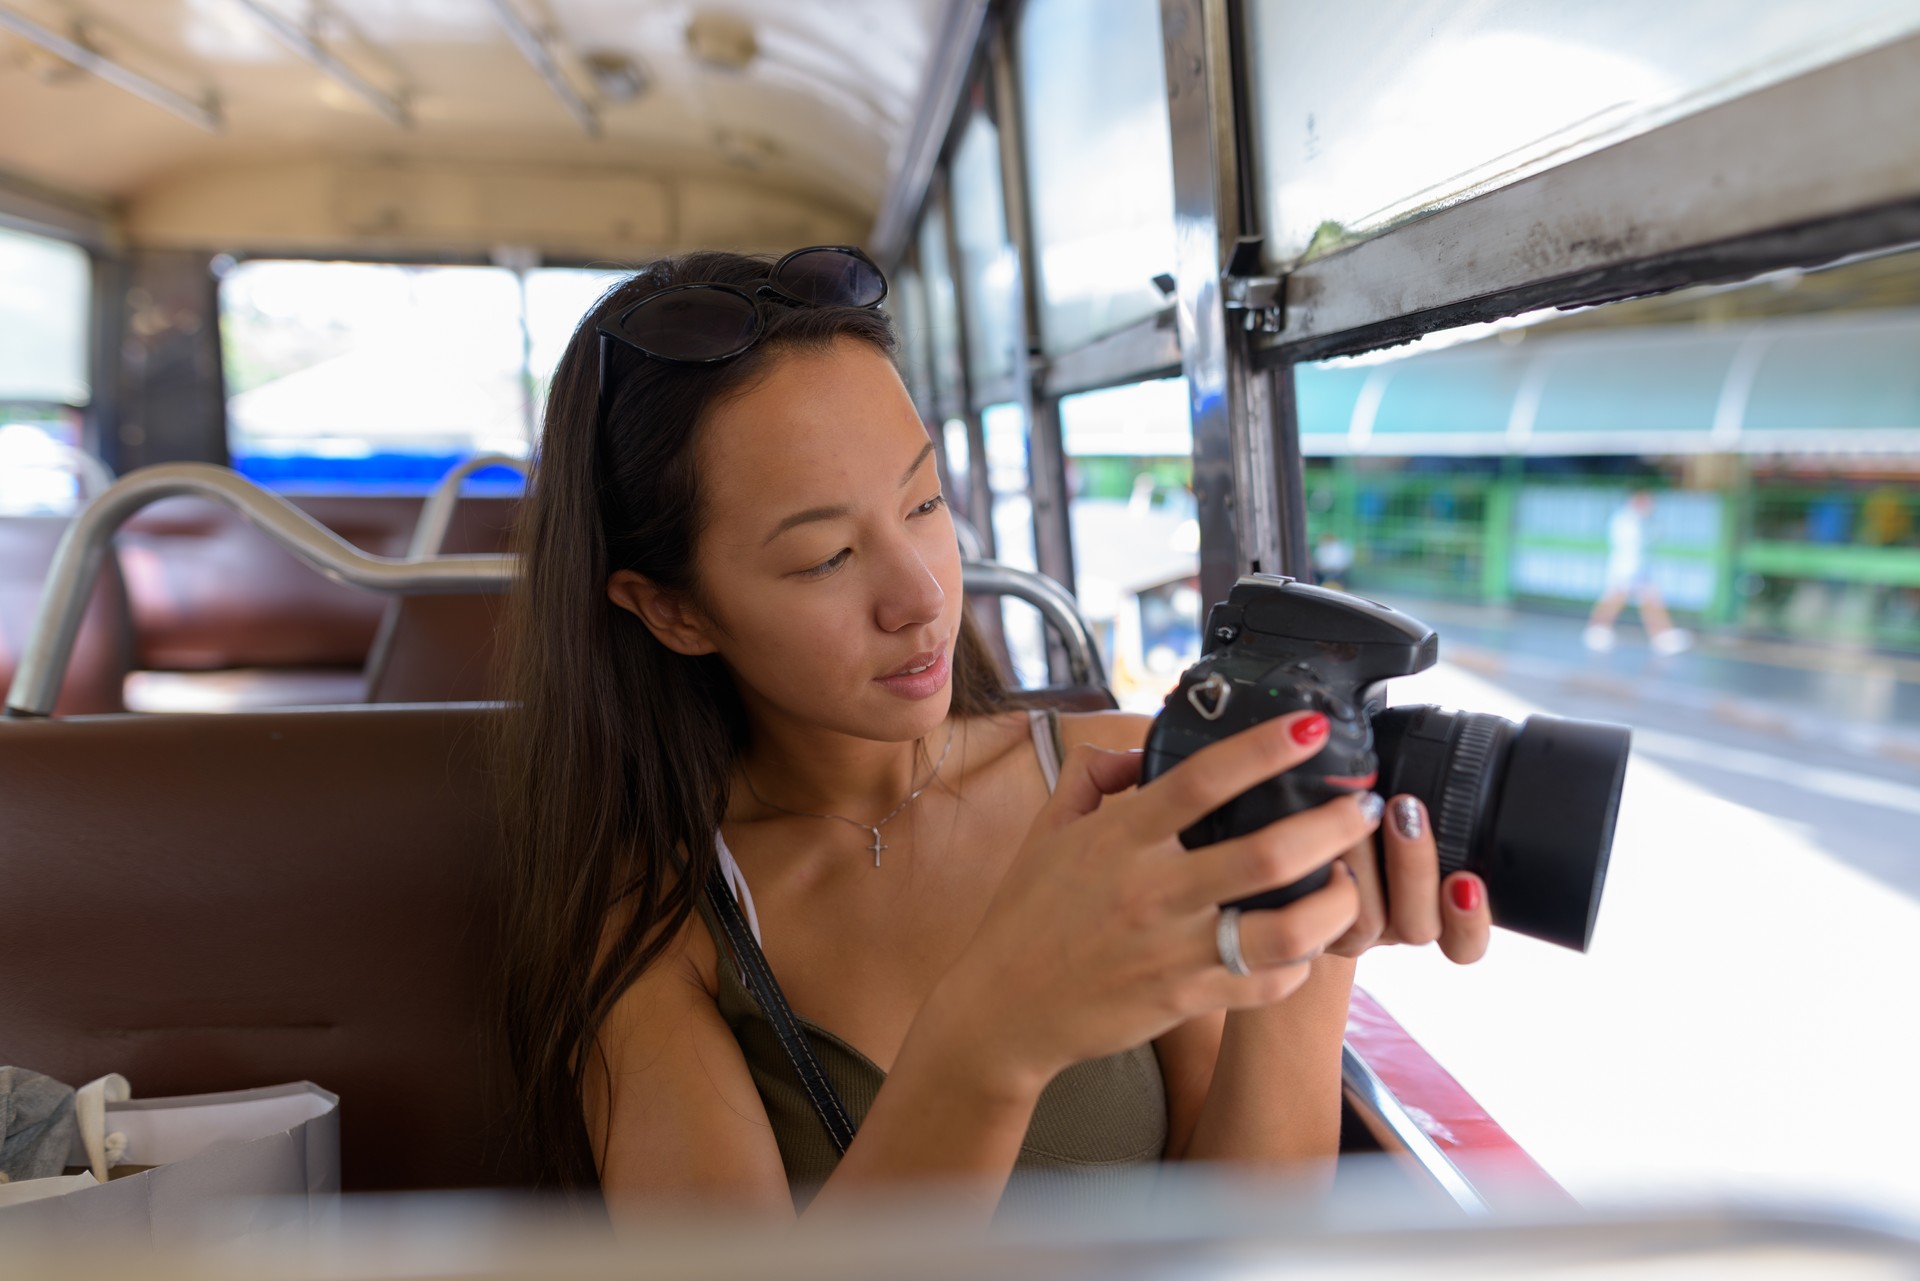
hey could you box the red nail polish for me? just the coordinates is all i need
[1290,713,1329,745]
[1450,877,1482,913]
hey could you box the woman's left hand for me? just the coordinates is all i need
[1325,794,1491,963]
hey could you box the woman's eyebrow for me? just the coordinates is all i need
[762,443,938,547]
[762,503,852,546]
[897,441,935,486]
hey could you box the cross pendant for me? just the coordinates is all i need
[868,831,887,868]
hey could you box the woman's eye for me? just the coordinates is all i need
[800,549,851,579]
[912,493,947,517]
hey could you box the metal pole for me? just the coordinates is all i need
[0,6,220,132]
[1159,0,1286,605]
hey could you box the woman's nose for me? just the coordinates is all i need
[872,536,946,633]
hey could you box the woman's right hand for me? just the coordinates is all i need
[923,711,1375,1097]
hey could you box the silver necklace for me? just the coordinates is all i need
[742,722,957,868]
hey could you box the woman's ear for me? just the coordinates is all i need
[607,570,719,656]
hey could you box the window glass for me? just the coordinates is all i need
[524,267,624,423]
[894,262,936,415]
[983,401,1047,685]
[0,407,86,515]
[0,225,89,406]
[1245,0,1920,264]
[1061,377,1199,712]
[1288,246,1920,1216]
[916,197,965,410]
[941,417,973,528]
[949,112,1022,397]
[221,260,530,488]
[1017,0,1178,353]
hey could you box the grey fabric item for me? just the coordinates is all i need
[0,1067,78,1184]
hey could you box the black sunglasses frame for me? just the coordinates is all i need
[594,245,888,431]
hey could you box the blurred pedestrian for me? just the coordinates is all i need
[1584,490,1692,655]
[1313,530,1354,590]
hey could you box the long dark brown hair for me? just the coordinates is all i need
[495,250,1016,1192]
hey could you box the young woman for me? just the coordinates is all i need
[495,248,1492,1221]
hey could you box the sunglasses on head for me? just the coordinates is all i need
[595,245,889,428]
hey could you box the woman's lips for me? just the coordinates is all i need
[873,646,950,699]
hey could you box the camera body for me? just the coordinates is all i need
[1141,575,1435,913]
[1140,575,1629,950]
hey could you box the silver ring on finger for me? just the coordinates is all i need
[1216,907,1253,977]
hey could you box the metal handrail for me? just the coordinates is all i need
[3,463,1106,717]
[4,463,514,719]
[1340,1044,1490,1217]
[962,560,1106,690]
[408,452,529,558]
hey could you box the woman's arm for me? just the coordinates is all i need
[597,714,1378,1222]
[589,914,1047,1225]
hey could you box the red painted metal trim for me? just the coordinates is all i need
[1347,985,1574,1206]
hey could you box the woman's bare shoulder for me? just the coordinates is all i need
[1057,708,1154,752]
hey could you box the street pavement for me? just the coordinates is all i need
[1349,597,1920,1222]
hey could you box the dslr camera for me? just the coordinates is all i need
[1141,575,1630,951]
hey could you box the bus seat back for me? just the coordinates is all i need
[0,704,522,1191]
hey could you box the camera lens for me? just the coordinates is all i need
[1372,706,1630,951]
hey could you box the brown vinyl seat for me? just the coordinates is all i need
[0,515,134,716]
[0,705,522,1191]
[362,496,517,704]
[0,685,1118,1191]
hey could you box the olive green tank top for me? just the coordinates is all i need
[694,708,1168,1207]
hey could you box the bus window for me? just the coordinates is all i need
[0,224,90,514]
[1243,0,1920,265]
[915,193,966,415]
[219,259,530,489]
[1294,242,1920,1212]
[983,401,1046,685]
[949,110,1021,401]
[1015,0,1178,353]
[1060,377,1198,712]
[523,267,624,424]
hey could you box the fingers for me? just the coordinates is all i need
[1127,710,1332,842]
[1175,789,1381,912]
[1438,872,1492,964]
[1325,834,1385,958]
[1230,870,1359,968]
[1045,743,1145,825]
[1380,795,1441,946]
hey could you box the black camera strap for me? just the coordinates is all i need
[702,869,857,1155]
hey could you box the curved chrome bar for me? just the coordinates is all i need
[5,463,515,719]
[408,452,529,558]
[1341,1044,1491,1217]
[961,560,1107,690]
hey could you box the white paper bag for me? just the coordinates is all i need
[0,1080,339,1245]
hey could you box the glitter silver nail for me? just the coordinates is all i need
[1356,792,1385,824]
[1391,795,1424,841]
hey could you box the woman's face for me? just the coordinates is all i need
[663,337,962,743]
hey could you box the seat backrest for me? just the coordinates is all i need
[0,705,522,1191]
[0,515,133,715]
[117,495,516,671]
[362,497,517,703]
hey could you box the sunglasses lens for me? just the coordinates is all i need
[623,289,760,362]
[772,249,886,307]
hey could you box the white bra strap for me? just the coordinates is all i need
[714,831,764,946]
[1028,707,1061,794]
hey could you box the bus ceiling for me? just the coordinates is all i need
[0,0,974,260]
